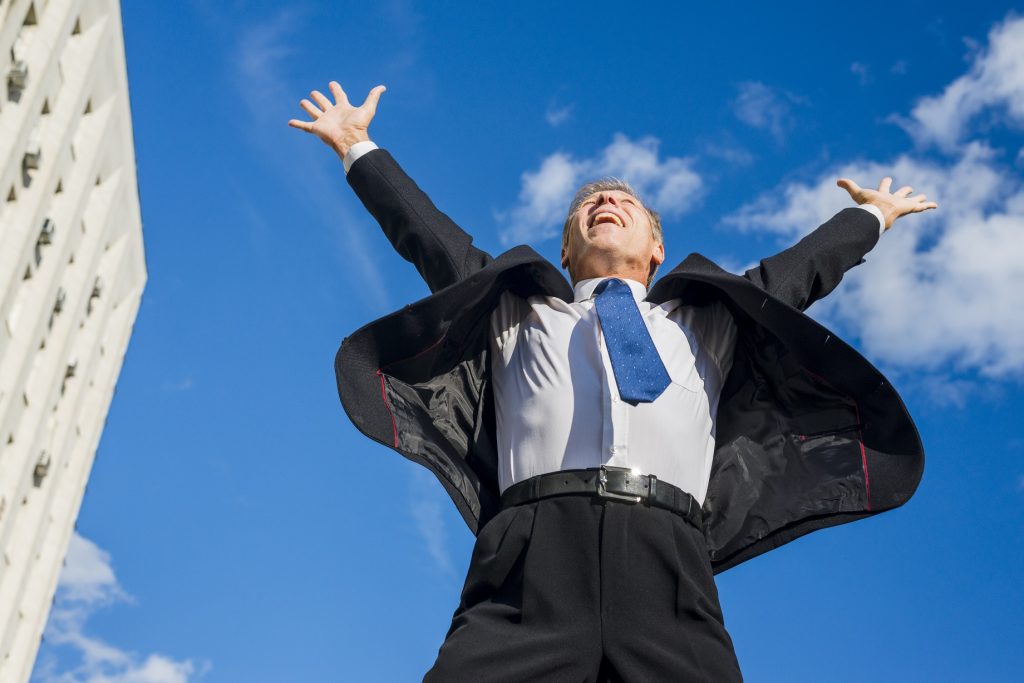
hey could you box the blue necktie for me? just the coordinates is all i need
[593,278,671,405]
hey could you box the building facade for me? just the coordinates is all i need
[0,0,144,680]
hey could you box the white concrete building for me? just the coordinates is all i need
[0,0,145,680]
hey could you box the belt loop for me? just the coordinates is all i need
[648,474,657,501]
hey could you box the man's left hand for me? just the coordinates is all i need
[836,176,938,230]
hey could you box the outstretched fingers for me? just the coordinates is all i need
[310,89,332,110]
[299,98,322,119]
[329,81,350,107]
[287,81,387,136]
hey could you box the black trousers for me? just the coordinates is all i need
[424,494,743,681]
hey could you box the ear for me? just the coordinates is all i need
[561,245,569,270]
[652,241,665,266]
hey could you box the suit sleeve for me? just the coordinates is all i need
[742,207,881,312]
[345,147,494,293]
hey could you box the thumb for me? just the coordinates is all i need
[362,85,386,116]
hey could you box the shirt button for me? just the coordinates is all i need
[610,446,618,454]
[611,394,619,403]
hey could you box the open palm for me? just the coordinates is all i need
[288,81,385,155]
[836,176,938,230]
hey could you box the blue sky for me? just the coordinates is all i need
[31,1,1024,681]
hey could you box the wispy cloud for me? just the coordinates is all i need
[888,13,1024,153]
[722,13,1024,386]
[701,135,755,167]
[850,61,873,86]
[545,101,573,127]
[496,133,704,246]
[380,0,422,67]
[409,468,456,579]
[32,534,204,683]
[730,81,807,143]
[230,9,391,314]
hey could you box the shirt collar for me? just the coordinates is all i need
[573,276,648,303]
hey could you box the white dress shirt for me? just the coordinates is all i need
[344,141,887,505]
[489,279,738,505]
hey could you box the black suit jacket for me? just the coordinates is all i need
[335,148,924,573]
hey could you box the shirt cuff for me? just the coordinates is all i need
[856,203,886,236]
[343,140,379,174]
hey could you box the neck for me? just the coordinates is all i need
[570,258,650,288]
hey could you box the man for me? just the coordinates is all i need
[290,82,935,681]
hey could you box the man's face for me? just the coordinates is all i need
[561,189,664,284]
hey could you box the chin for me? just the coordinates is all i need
[585,229,628,249]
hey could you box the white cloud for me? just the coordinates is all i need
[889,13,1024,153]
[32,534,204,683]
[496,133,704,245]
[409,468,456,578]
[722,141,1024,381]
[55,534,130,605]
[731,81,806,142]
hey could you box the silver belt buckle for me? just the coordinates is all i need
[598,465,642,504]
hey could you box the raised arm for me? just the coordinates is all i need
[743,176,938,311]
[288,81,493,293]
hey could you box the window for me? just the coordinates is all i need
[60,361,77,396]
[47,287,65,330]
[33,452,50,487]
[23,126,42,171]
[87,277,102,315]
[34,218,55,266]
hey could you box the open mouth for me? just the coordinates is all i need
[588,211,625,228]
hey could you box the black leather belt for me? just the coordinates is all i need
[500,465,703,531]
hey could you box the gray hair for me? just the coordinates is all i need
[560,177,663,286]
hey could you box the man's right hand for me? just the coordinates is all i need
[288,81,386,160]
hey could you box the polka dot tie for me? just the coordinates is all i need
[593,278,671,405]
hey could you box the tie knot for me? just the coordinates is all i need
[594,277,628,298]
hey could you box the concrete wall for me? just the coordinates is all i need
[0,1,145,680]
